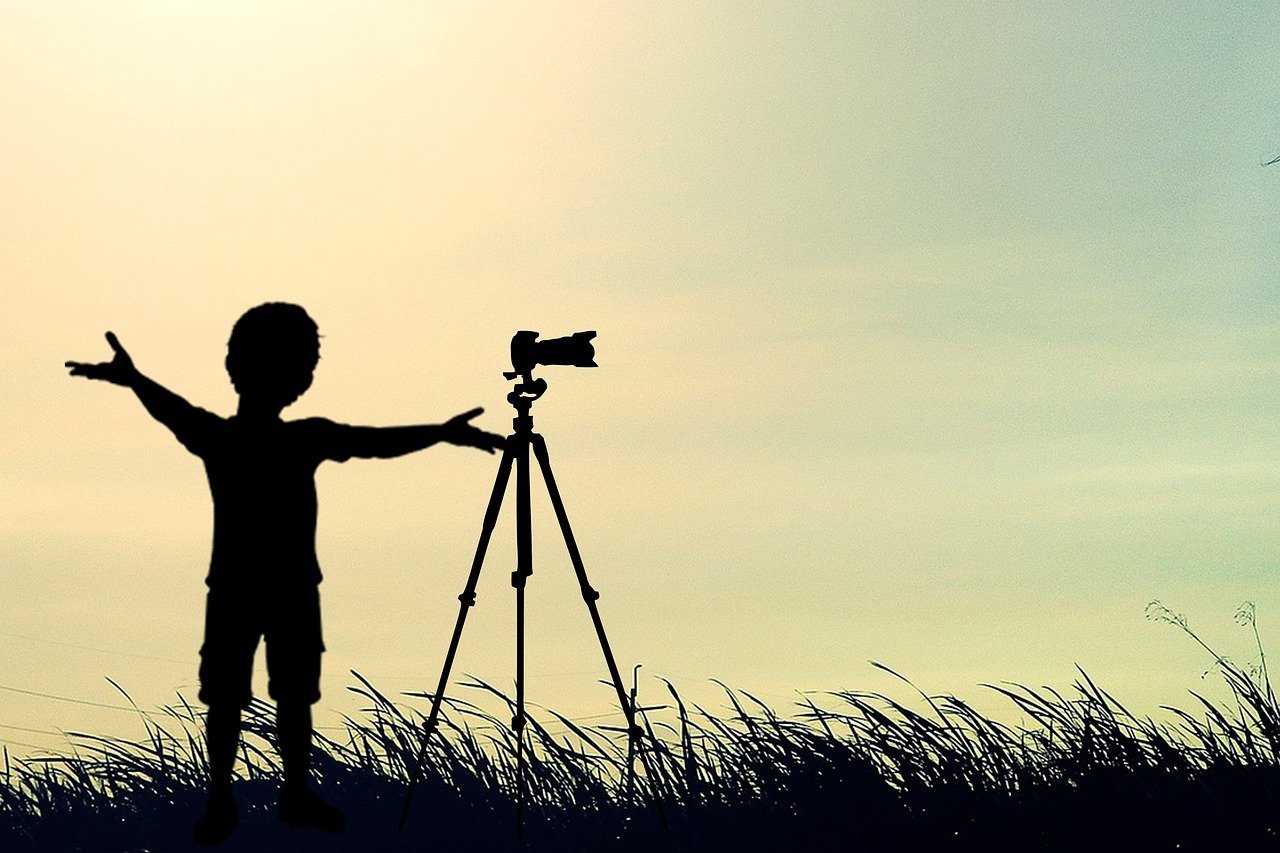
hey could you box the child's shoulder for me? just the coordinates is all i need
[286,416,352,434]
[284,417,357,462]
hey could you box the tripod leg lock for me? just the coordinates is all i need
[458,591,476,607]
[580,585,600,602]
[512,712,526,733]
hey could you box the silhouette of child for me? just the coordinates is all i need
[66,303,505,845]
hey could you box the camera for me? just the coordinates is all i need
[503,331,596,379]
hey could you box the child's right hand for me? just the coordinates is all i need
[440,408,506,454]
[65,332,139,387]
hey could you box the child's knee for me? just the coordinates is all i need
[198,679,255,710]
[267,670,322,706]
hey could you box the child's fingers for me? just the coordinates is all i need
[105,331,124,354]
[453,407,484,422]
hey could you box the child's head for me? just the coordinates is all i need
[225,303,320,409]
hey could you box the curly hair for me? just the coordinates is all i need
[224,303,321,408]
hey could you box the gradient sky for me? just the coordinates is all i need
[2,2,1278,755]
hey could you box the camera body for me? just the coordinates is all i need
[504,330,597,379]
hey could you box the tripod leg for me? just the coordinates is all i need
[530,434,667,827]
[398,438,517,832]
[513,434,532,837]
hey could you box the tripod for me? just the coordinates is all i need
[398,374,654,834]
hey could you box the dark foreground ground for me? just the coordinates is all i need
[6,611,1280,851]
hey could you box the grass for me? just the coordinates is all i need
[4,604,1280,851]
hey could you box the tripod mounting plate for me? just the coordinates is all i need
[505,375,547,402]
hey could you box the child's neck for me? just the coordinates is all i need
[236,397,285,422]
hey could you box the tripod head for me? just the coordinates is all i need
[506,375,546,433]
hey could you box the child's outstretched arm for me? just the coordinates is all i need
[332,409,506,459]
[66,332,220,453]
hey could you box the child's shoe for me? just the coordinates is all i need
[278,787,345,833]
[192,790,238,846]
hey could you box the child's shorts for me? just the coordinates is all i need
[198,584,324,708]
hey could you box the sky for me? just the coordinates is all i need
[1,1,1278,757]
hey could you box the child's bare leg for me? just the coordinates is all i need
[277,700,344,832]
[193,704,241,845]
[207,704,241,795]
[277,701,311,793]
